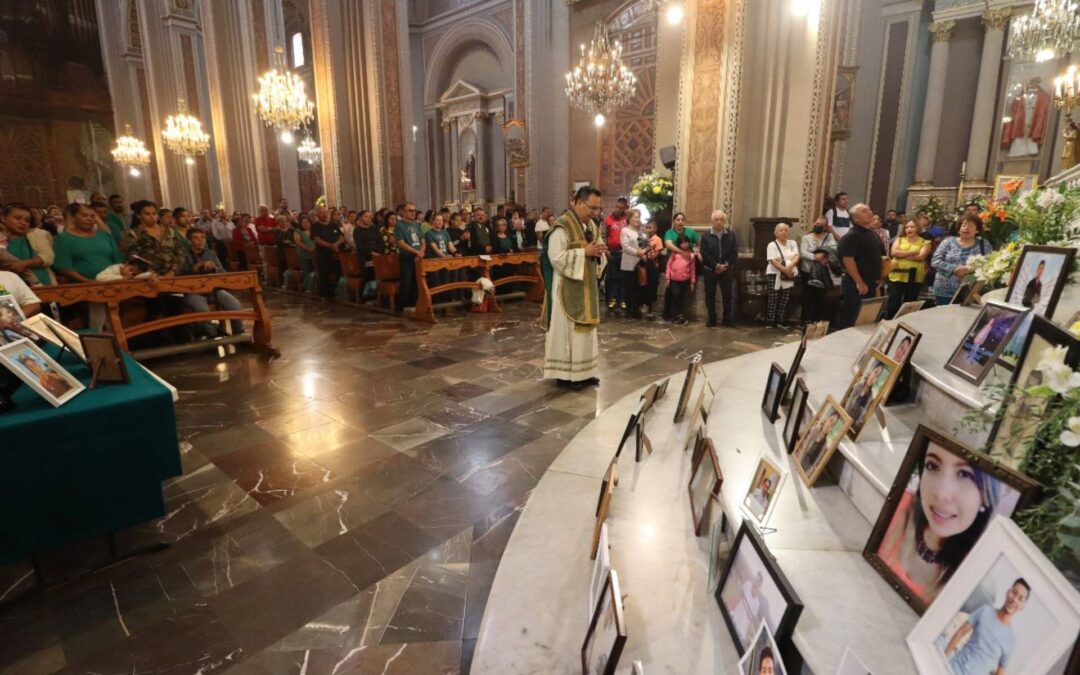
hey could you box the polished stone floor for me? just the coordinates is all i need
[0,294,795,675]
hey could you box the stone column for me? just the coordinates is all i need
[913,20,956,185]
[449,117,461,203]
[965,9,1010,184]
[473,114,487,204]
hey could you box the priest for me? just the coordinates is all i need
[542,186,608,388]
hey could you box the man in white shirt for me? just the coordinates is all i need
[825,191,852,239]
[0,270,42,317]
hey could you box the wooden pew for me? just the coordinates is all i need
[35,271,279,358]
[414,251,544,323]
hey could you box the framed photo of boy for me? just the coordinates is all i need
[839,349,899,440]
[893,300,925,319]
[883,322,921,367]
[907,517,1080,675]
[781,378,808,454]
[0,338,85,407]
[854,296,887,326]
[999,244,1078,370]
[863,425,1039,613]
[715,521,803,655]
[582,569,628,675]
[791,395,852,487]
[688,436,722,536]
[738,621,788,675]
[945,301,1029,385]
[760,363,786,423]
[0,295,35,344]
[741,453,786,529]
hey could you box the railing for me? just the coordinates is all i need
[414,251,544,323]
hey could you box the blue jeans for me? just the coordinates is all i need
[184,290,244,335]
[840,276,875,328]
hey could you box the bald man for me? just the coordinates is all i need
[837,203,881,328]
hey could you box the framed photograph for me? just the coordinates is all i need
[852,322,894,374]
[883,322,921,367]
[581,569,628,675]
[792,395,853,487]
[986,315,1079,470]
[760,363,786,423]
[0,295,35,343]
[707,514,732,591]
[640,383,659,414]
[655,377,670,400]
[854,296,887,326]
[836,647,871,675]
[592,458,618,560]
[689,437,722,536]
[673,357,699,424]
[738,621,788,675]
[945,301,1029,385]
[716,521,803,655]
[778,338,806,405]
[1000,245,1078,369]
[741,453,786,529]
[589,523,610,621]
[782,378,808,454]
[863,425,1040,613]
[894,300,926,319]
[907,517,1080,675]
[0,338,85,407]
[993,174,1038,201]
[949,281,979,306]
[691,427,708,469]
[21,314,86,363]
[839,349,900,440]
[80,333,129,385]
[616,400,643,458]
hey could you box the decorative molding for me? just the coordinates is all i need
[929,19,957,43]
[683,0,726,223]
[801,0,838,229]
[983,7,1012,32]
[717,0,746,216]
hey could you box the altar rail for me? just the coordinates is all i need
[35,271,278,358]
[414,251,544,323]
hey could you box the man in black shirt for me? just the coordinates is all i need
[837,203,881,328]
[311,206,345,299]
[699,210,739,327]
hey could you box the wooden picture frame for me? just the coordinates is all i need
[741,453,787,529]
[839,349,899,440]
[1000,244,1078,370]
[582,569,628,675]
[616,400,644,458]
[892,300,925,319]
[863,425,1040,614]
[688,437,722,536]
[945,300,1030,385]
[588,522,611,621]
[792,395,853,486]
[992,174,1038,201]
[673,357,699,424]
[782,378,809,454]
[882,322,921,367]
[0,338,85,407]
[715,522,803,655]
[690,427,708,467]
[760,363,786,423]
[852,322,894,374]
[777,337,806,406]
[591,458,618,560]
[79,333,129,386]
[22,314,87,363]
[854,296,886,326]
[655,377,670,400]
[640,383,659,414]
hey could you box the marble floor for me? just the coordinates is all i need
[0,294,795,675]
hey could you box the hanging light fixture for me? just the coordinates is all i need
[162,98,210,159]
[111,123,151,176]
[565,22,638,121]
[254,46,315,141]
[297,135,321,165]
[1008,0,1080,62]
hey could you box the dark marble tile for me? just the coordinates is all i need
[189,423,283,460]
[408,354,456,371]
[463,560,498,641]
[461,637,476,674]
[420,403,491,432]
[437,381,493,402]
[402,417,542,478]
[225,641,461,674]
[380,559,469,644]
[510,405,580,433]
[314,512,441,592]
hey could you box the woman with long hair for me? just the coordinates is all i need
[293,215,316,292]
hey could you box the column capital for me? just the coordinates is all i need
[929,20,956,44]
[983,8,1011,33]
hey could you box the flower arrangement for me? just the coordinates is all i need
[914,195,950,228]
[315,195,328,208]
[630,172,674,214]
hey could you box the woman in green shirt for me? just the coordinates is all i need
[53,203,123,283]
[293,215,316,291]
[422,213,455,288]
[2,202,56,285]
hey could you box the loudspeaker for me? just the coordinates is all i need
[659,145,676,170]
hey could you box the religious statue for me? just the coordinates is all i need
[1062,116,1079,171]
[462,152,476,190]
[1001,78,1051,158]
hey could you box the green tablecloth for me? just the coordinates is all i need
[0,346,181,565]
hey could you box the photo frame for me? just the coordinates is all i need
[582,569,628,675]
[839,349,900,440]
[616,400,644,458]
[0,338,85,407]
[893,300,925,319]
[999,244,1078,370]
[883,322,921,367]
[738,621,789,675]
[854,296,887,326]
[906,517,1080,675]
[640,383,659,414]
[589,523,611,621]
[592,458,618,560]
[777,338,806,405]
[0,295,35,344]
[690,427,708,468]
[949,281,983,306]
[715,521,803,655]
[655,377,669,400]
[741,452,787,529]
[673,357,700,424]
[945,301,1030,385]
[80,333,129,385]
[863,425,1040,613]
[792,395,853,487]
[993,174,1038,201]
[688,437,722,536]
[782,378,808,454]
[21,313,87,363]
[852,322,894,374]
[707,513,731,591]
[760,363,786,423]
[986,314,1080,470]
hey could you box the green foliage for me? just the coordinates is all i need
[630,172,674,214]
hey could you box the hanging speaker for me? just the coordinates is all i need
[659,145,676,170]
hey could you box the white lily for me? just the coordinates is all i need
[1060,417,1080,447]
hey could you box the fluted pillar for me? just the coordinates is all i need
[965,9,1011,184]
[914,20,956,185]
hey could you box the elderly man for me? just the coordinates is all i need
[699,210,739,327]
[837,202,881,328]
[542,186,608,388]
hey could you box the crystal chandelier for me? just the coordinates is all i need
[565,22,638,126]
[162,98,210,160]
[253,47,315,138]
[1008,0,1080,62]
[297,135,321,165]
[111,123,151,176]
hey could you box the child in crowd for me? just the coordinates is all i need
[664,234,696,325]
[639,220,663,318]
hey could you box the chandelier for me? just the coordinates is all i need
[111,123,151,176]
[253,47,315,138]
[297,135,321,165]
[565,22,637,126]
[162,98,210,161]
[1008,0,1080,62]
